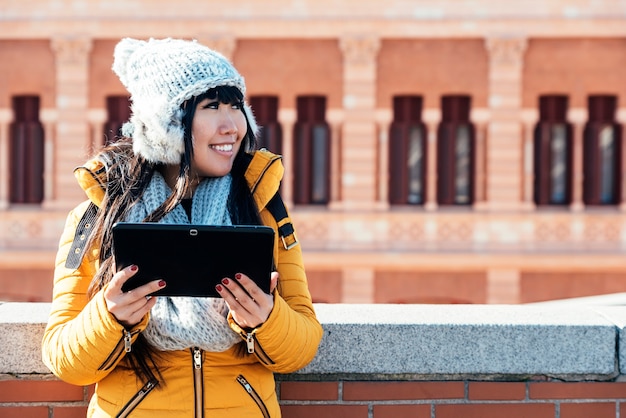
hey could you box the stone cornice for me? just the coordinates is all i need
[3,301,625,380]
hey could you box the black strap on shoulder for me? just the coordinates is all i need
[65,202,99,269]
[266,192,299,250]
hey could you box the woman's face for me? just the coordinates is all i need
[190,97,247,178]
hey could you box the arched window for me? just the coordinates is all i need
[533,95,573,206]
[388,95,427,205]
[583,95,622,205]
[249,95,282,154]
[437,95,475,205]
[293,95,330,205]
[10,95,44,204]
[104,95,131,145]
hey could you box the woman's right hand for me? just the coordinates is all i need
[104,265,166,328]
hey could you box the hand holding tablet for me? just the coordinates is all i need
[112,223,275,297]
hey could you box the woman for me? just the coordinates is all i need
[41,37,322,417]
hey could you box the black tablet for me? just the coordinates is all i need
[112,222,275,297]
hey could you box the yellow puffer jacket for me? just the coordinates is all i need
[42,149,323,417]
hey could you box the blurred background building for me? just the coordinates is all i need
[1,0,625,304]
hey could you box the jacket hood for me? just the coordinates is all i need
[74,158,108,208]
[244,149,283,211]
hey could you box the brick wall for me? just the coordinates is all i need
[3,0,626,306]
[2,378,626,418]
[278,380,626,418]
[0,378,91,418]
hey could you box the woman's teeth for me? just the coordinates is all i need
[212,144,233,152]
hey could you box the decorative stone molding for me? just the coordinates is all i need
[484,35,528,66]
[50,35,93,64]
[339,34,381,66]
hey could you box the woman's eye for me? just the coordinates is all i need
[231,102,243,110]
[202,101,219,109]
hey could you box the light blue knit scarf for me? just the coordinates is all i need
[124,171,241,352]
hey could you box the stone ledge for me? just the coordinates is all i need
[1,302,622,380]
[302,304,620,380]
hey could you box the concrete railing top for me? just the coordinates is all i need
[2,301,626,381]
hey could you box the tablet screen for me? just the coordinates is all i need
[113,223,275,297]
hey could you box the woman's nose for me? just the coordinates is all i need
[219,111,238,134]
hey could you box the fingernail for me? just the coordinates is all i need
[215,284,223,292]
[222,278,230,285]
[158,280,166,287]
[130,265,138,272]
[235,273,242,280]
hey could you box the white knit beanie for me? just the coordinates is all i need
[112,37,257,164]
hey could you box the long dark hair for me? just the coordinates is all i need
[86,85,260,383]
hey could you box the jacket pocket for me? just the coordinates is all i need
[115,379,158,418]
[236,375,270,418]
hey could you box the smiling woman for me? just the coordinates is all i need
[41,37,322,418]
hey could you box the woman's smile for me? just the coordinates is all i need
[211,143,235,154]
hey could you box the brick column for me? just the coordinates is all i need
[568,108,587,212]
[520,109,538,210]
[375,109,392,208]
[487,268,521,304]
[87,109,106,157]
[484,36,527,211]
[338,34,380,211]
[327,109,345,206]
[278,108,296,208]
[618,108,626,211]
[423,109,441,211]
[40,108,58,206]
[0,108,11,209]
[472,109,491,209]
[48,35,93,209]
[341,267,374,303]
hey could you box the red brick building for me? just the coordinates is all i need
[1,0,626,304]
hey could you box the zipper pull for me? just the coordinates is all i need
[193,347,202,369]
[236,375,253,393]
[246,332,255,354]
[124,330,132,353]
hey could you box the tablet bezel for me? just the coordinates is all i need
[112,222,275,297]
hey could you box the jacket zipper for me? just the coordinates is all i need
[244,332,275,365]
[249,154,281,195]
[115,378,158,418]
[99,329,135,371]
[236,375,270,418]
[192,347,204,418]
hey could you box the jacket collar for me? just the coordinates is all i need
[74,158,107,208]
[244,149,283,211]
[74,149,284,210]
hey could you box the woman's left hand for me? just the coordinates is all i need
[216,271,279,329]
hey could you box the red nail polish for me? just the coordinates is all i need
[222,278,229,285]
[235,273,242,280]
[158,280,166,287]
[130,265,138,272]
[216,284,223,292]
